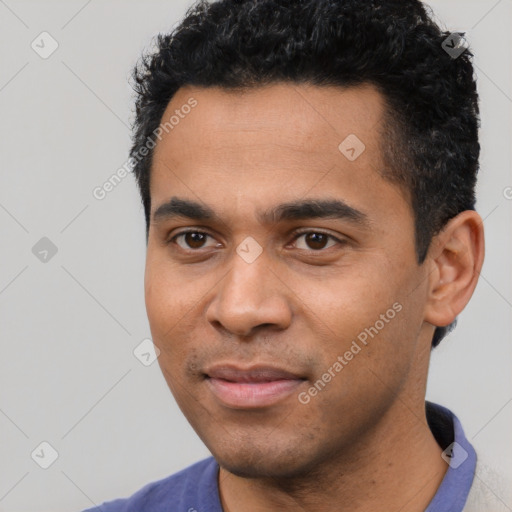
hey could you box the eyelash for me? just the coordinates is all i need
[167,228,346,253]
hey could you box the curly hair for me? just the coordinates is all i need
[129,0,480,348]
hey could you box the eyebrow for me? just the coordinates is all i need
[152,197,370,228]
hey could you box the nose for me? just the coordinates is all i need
[205,248,293,338]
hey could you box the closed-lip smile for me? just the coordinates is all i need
[204,364,307,409]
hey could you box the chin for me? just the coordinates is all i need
[212,441,323,480]
[220,459,305,480]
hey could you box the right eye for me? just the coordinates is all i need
[169,230,221,251]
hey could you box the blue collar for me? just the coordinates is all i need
[425,401,477,511]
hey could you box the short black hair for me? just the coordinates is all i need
[129,0,480,348]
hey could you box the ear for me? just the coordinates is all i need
[424,210,485,328]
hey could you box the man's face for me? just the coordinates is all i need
[145,83,432,478]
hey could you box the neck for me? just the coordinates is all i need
[218,338,447,512]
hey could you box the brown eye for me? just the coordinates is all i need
[304,233,329,250]
[292,231,341,251]
[184,232,207,249]
[172,231,218,250]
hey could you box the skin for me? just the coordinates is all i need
[144,83,485,512]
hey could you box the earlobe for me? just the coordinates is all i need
[424,210,485,328]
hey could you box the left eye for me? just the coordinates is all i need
[291,231,340,251]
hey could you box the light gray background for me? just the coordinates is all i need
[0,1,510,511]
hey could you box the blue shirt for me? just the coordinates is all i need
[81,401,476,512]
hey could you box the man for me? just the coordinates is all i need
[83,0,508,510]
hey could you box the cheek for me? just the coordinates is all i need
[144,260,186,354]
[144,271,169,337]
[144,257,213,371]
[301,302,419,440]
[299,258,420,375]
[299,268,393,337]
[145,253,192,322]
[145,269,196,397]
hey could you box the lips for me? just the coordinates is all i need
[206,365,303,382]
[204,364,307,409]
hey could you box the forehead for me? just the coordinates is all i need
[149,82,410,231]
[152,82,385,170]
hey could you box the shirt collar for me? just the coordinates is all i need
[425,401,477,512]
